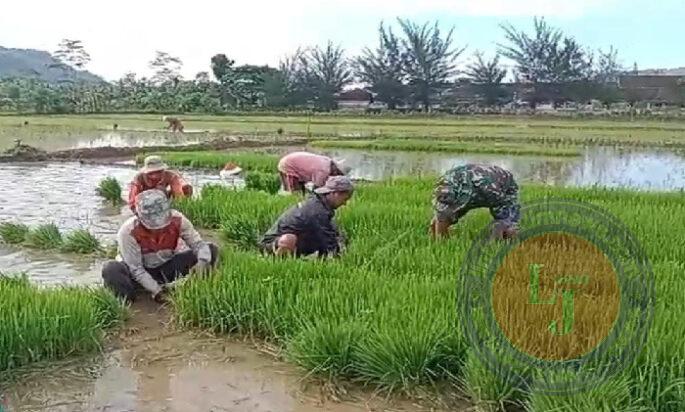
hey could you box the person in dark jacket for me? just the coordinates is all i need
[259,176,354,258]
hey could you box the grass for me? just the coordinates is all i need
[0,222,29,244]
[135,151,279,172]
[309,139,581,157]
[0,274,127,374]
[170,177,685,411]
[96,177,124,206]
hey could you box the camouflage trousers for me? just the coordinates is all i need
[432,176,521,228]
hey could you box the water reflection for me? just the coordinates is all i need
[316,147,685,191]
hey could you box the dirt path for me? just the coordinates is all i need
[2,298,467,412]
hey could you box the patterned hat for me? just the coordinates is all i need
[135,189,172,229]
[314,176,354,195]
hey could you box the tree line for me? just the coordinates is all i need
[0,17,635,114]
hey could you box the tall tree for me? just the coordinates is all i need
[149,51,183,85]
[53,39,91,70]
[397,18,464,111]
[464,52,508,105]
[497,17,593,83]
[355,22,407,109]
[298,41,352,110]
[593,46,623,84]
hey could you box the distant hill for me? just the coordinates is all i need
[0,46,104,83]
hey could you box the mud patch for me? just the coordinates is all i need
[2,299,463,412]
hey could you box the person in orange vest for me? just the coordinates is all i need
[102,189,219,303]
[128,155,193,213]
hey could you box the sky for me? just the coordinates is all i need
[0,0,682,81]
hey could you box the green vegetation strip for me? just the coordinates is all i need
[171,179,685,411]
[310,138,581,156]
[0,275,126,373]
[135,151,279,172]
[0,222,107,255]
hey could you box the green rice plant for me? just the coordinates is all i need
[244,171,281,194]
[171,176,685,409]
[309,139,581,157]
[0,274,127,373]
[136,151,279,172]
[61,230,102,254]
[25,223,63,250]
[0,222,29,245]
[96,177,123,206]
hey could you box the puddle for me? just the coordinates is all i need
[313,146,685,191]
[1,299,457,412]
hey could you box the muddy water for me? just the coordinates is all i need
[0,162,239,285]
[2,299,456,412]
[315,146,685,191]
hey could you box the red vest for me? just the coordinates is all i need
[131,216,182,254]
[135,171,175,194]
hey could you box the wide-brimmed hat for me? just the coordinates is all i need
[314,176,354,195]
[135,189,172,229]
[333,158,352,175]
[221,162,243,176]
[141,155,168,174]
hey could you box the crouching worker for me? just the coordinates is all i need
[102,189,219,304]
[259,176,354,258]
[128,155,193,213]
[430,163,521,241]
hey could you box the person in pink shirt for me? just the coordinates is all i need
[277,151,351,194]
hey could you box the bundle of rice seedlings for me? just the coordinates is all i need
[0,222,29,244]
[61,230,102,254]
[25,223,63,249]
[96,177,123,206]
[245,172,281,195]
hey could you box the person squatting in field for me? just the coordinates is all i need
[162,115,184,132]
[430,163,521,241]
[102,189,219,304]
[128,155,193,213]
[259,176,354,258]
[277,151,352,195]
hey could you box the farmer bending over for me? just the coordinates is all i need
[162,116,184,132]
[102,189,219,304]
[430,163,521,240]
[128,155,193,213]
[259,176,353,258]
[277,151,351,195]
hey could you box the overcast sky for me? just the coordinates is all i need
[0,0,682,81]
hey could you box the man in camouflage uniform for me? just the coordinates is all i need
[430,163,521,240]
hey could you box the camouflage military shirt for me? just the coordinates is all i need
[433,164,520,225]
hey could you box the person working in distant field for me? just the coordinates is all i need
[277,151,351,195]
[430,163,521,241]
[102,189,219,303]
[259,176,354,258]
[128,155,193,213]
[162,116,184,132]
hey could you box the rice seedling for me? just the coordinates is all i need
[0,274,127,373]
[244,171,281,194]
[136,151,279,172]
[96,177,123,206]
[61,229,102,254]
[309,139,581,157]
[170,175,685,410]
[24,223,63,250]
[0,222,29,244]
